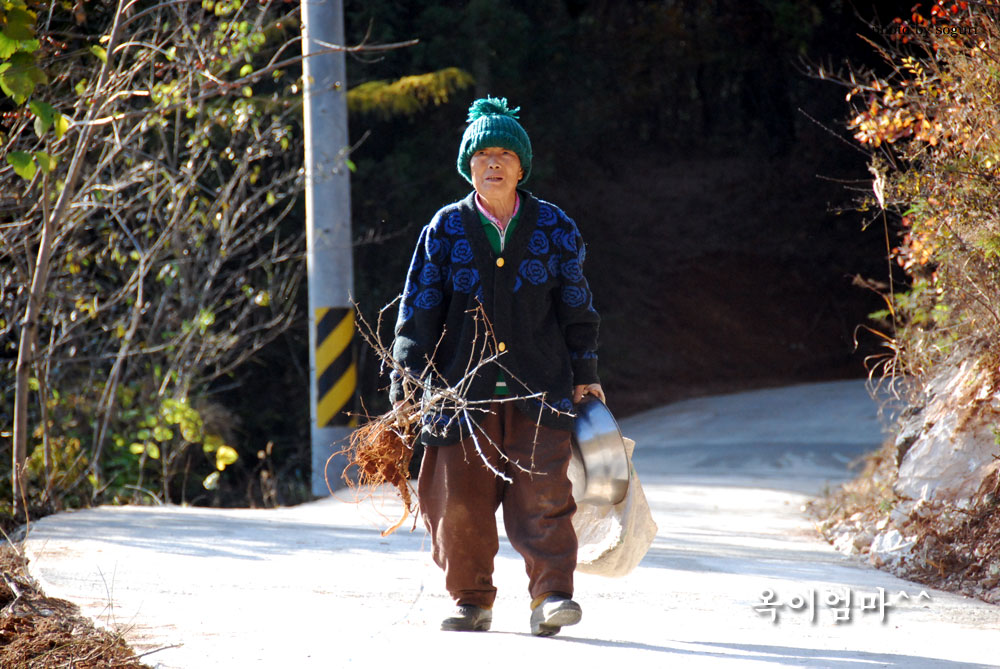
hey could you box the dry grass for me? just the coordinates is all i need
[807,438,899,530]
[0,542,151,668]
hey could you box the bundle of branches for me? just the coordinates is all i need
[336,300,565,536]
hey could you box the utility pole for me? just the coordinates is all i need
[301,0,356,496]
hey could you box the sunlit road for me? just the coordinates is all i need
[24,380,1000,668]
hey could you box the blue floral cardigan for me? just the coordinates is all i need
[390,190,601,445]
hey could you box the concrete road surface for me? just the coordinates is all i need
[22,380,1000,668]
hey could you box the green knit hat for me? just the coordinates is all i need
[457,96,532,184]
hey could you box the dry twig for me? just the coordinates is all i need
[332,298,571,535]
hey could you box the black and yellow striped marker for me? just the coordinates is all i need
[315,306,357,427]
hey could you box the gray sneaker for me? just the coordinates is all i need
[441,604,492,632]
[530,596,582,637]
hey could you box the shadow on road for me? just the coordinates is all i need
[472,635,979,668]
[680,642,995,668]
[31,507,424,561]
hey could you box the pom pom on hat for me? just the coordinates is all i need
[466,97,521,123]
[457,96,532,184]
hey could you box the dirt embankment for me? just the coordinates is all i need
[810,359,1000,605]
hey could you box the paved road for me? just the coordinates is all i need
[22,380,1000,668]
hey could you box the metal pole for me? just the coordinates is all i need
[301,0,356,496]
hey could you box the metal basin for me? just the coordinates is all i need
[570,397,629,505]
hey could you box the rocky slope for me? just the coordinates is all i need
[813,358,1000,604]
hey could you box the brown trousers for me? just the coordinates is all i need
[417,402,577,608]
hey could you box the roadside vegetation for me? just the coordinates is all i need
[850,0,1000,391]
[814,1,1000,603]
[1,0,313,522]
[0,0,469,527]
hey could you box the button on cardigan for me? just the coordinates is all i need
[390,190,601,446]
[477,196,521,395]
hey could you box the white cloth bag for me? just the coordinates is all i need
[570,437,658,577]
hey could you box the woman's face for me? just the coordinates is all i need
[469,146,522,200]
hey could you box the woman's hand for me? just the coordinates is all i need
[573,383,606,404]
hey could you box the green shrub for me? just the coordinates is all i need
[848,3,1000,383]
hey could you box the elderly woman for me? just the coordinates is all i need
[389,97,604,636]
